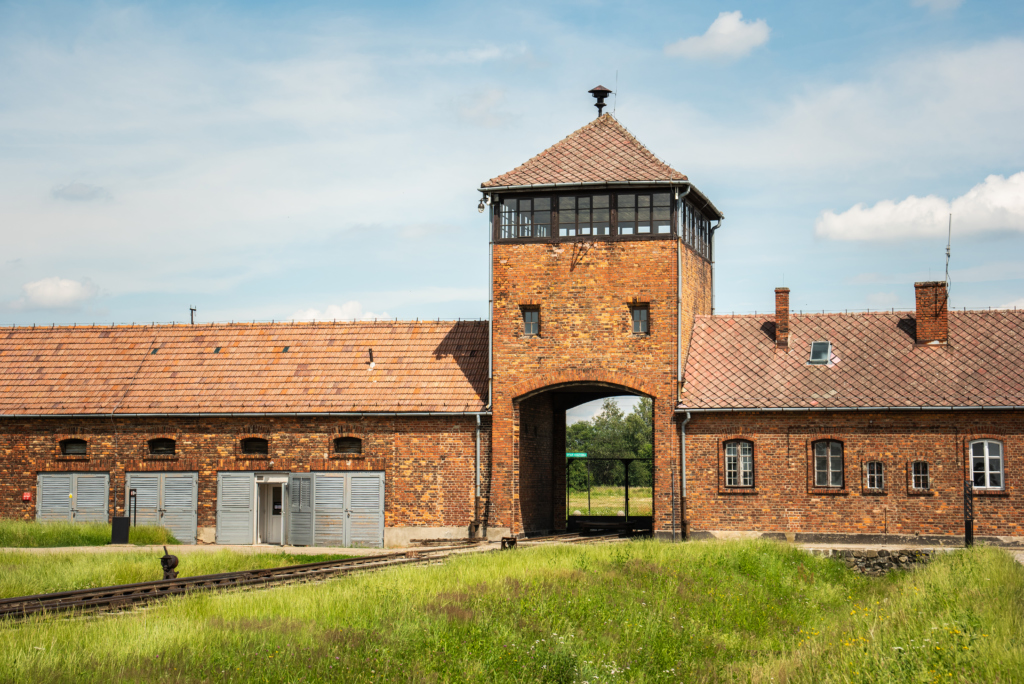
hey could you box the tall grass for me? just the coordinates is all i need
[0,550,355,599]
[0,540,1020,683]
[0,520,179,547]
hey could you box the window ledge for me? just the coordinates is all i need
[808,488,849,496]
[907,490,936,497]
[862,490,887,496]
[237,456,271,461]
[143,457,179,462]
[329,455,365,460]
[718,488,758,495]
[972,490,1010,497]
[56,456,89,462]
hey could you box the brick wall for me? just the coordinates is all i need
[490,236,712,534]
[0,415,491,531]
[684,410,1023,539]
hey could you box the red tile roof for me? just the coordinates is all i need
[0,321,488,415]
[481,114,687,188]
[680,310,1024,410]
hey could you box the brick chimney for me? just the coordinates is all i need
[775,287,790,350]
[914,281,948,345]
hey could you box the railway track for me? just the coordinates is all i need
[0,531,626,621]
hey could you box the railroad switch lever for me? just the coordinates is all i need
[160,546,179,580]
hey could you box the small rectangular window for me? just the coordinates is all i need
[522,308,539,336]
[971,440,1004,489]
[725,441,754,487]
[501,197,551,239]
[912,461,930,490]
[809,341,831,365]
[866,461,884,490]
[631,306,649,334]
[814,440,843,488]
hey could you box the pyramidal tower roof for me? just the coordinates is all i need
[481,113,687,189]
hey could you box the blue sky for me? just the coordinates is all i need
[2,0,1023,344]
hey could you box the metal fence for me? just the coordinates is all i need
[566,458,653,518]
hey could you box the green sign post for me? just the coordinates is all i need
[566,452,587,458]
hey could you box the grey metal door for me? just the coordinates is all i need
[216,472,254,544]
[126,473,161,527]
[346,472,384,548]
[313,473,345,547]
[161,474,198,544]
[36,473,108,523]
[287,474,314,546]
[72,474,109,523]
[37,473,73,522]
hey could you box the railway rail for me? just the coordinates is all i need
[0,531,626,620]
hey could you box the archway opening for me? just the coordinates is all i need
[515,383,653,535]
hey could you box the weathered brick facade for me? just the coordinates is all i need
[683,410,1023,541]
[490,238,712,535]
[0,415,491,540]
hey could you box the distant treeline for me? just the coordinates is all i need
[567,397,653,489]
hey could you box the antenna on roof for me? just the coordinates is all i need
[945,213,952,304]
[190,306,196,325]
[588,85,612,117]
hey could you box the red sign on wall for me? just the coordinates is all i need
[21,492,31,502]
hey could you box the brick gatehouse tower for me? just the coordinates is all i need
[480,88,723,538]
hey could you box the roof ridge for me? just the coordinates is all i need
[0,319,489,331]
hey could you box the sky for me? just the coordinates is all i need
[2,1,1023,416]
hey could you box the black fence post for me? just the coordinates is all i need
[964,478,974,547]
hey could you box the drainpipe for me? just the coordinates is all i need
[488,200,494,409]
[474,413,482,537]
[679,410,691,540]
[676,185,692,403]
[710,219,721,314]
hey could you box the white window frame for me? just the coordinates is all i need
[970,440,1004,490]
[865,461,884,491]
[725,440,754,487]
[814,440,844,488]
[808,341,831,365]
[912,461,930,490]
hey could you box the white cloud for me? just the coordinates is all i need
[911,0,963,12]
[1002,297,1024,310]
[665,11,770,60]
[289,301,389,322]
[815,172,1024,240]
[15,277,98,309]
[51,183,111,202]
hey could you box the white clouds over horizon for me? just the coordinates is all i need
[815,172,1024,241]
[289,301,389,322]
[665,11,770,60]
[14,277,98,309]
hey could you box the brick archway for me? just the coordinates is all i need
[509,369,654,403]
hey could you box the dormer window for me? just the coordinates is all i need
[809,341,831,365]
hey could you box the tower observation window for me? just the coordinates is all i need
[558,195,610,236]
[501,198,551,239]
[618,192,671,235]
[679,199,712,260]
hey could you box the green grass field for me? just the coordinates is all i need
[0,520,180,547]
[1,539,1021,683]
[0,549,355,599]
[568,485,653,516]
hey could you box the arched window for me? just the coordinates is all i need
[813,440,844,488]
[865,461,884,490]
[148,438,176,456]
[334,437,363,455]
[241,438,269,455]
[724,440,754,487]
[60,438,87,456]
[912,461,930,490]
[970,440,1003,490]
